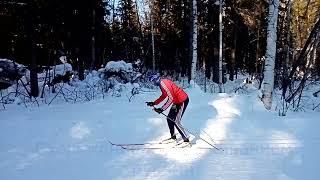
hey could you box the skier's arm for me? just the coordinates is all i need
[159,81,173,111]
[154,88,167,105]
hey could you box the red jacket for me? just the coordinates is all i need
[154,79,188,110]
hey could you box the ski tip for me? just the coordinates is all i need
[107,140,115,145]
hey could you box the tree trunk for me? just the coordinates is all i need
[284,18,320,96]
[256,18,261,75]
[26,4,39,97]
[282,0,292,98]
[317,42,320,78]
[190,0,197,84]
[79,56,85,80]
[218,0,223,92]
[90,8,96,70]
[255,0,262,77]
[30,41,39,97]
[261,0,280,110]
[135,0,145,62]
[230,14,237,81]
[150,0,156,71]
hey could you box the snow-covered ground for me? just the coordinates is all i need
[1,85,319,180]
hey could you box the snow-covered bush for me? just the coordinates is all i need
[97,60,143,94]
[0,59,27,89]
[39,60,143,104]
[0,59,145,108]
[98,60,142,84]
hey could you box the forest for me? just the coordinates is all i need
[0,0,320,112]
[1,1,320,179]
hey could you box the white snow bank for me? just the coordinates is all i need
[105,60,133,72]
[70,121,91,140]
[0,83,319,180]
[51,63,72,76]
[0,58,25,69]
[59,56,67,64]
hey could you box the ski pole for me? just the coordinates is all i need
[152,107,223,151]
[201,129,219,145]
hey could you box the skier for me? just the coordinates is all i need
[146,73,190,143]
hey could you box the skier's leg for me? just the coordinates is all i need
[167,106,176,138]
[174,98,189,141]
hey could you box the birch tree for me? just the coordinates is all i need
[150,0,155,71]
[218,0,224,93]
[261,0,280,110]
[190,0,198,84]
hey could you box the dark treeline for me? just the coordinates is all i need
[1,0,108,77]
[1,0,319,88]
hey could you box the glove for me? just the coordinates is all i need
[146,102,155,106]
[154,108,163,114]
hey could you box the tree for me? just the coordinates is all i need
[218,0,224,92]
[26,2,39,97]
[190,0,198,83]
[115,0,141,61]
[284,18,320,103]
[262,0,280,110]
[150,0,156,71]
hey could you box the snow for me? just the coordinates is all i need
[70,122,91,140]
[59,56,67,64]
[0,82,320,180]
[0,59,25,69]
[34,63,72,84]
[105,60,133,72]
[0,58,26,79]
[51,63,72,76]
[0,60,145,107]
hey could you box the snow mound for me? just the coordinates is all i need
[70,122,91,140]
[51,63,72,76]
[0,58,25,69]
[105,60,133,73]
[0,59,27,89]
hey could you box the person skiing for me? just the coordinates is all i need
[146,73,190,143]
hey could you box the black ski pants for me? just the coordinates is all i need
[167,97,189,141]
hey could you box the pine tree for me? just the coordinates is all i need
[116,0,141,61]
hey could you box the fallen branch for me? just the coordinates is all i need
[313,89,320,97]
